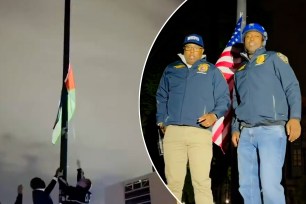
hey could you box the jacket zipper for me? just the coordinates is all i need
[180,68,189,123]
[272,95,276,120]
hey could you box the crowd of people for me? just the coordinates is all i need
[13,160,92,204]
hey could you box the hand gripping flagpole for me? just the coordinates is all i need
[59,0,70,203]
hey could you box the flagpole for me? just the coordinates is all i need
[229,2,247,203]
[237,0,246,28]
[59,0,70,202]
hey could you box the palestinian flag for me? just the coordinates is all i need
[52,64,76,144]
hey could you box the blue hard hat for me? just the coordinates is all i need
[242,23,268,46]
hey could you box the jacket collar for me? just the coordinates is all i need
[241,47,266,62]
[34,188,45,191]
[177,53,207,68]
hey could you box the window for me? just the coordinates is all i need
[125,179,151,204]
[292,149,302,167]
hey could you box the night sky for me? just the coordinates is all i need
[143,0,306,94]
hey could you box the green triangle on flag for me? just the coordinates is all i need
[52,64,76,144]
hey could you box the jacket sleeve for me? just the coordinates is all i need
[58,176,69,191]
[211,68,231,118]
[77,168,85,182]
[58,177,77,198]
[156,68,169,124]
[14,193,22,204]
[44,178,57,195]
[231,83,240,133]
[273,53,301,120]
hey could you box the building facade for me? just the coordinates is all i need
[105,172,176,204]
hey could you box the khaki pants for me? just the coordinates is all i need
[163,125,213,204]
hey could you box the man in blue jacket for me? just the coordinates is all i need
[30,168,62,204]
[231,23,301,204]
[58,160,92,204]
[156,34,230,204]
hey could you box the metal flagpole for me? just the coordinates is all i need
[59,0,70,202]
[237,0,247,28]
[230,1,247,203]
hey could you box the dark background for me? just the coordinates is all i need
[143,0,306,93]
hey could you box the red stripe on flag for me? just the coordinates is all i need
[65,64,75,90]
[223,73,234,80]
[219,51,232,57]
[216,61,233,68]
[212,123,224,141]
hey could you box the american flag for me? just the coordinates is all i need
[212,15,243,153]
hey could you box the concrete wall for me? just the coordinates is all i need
[148,172,176,204]
[105,181,125,204]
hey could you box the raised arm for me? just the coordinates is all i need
[76,159,85,182]
[14,185,23,204]
[45,168,62,195]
